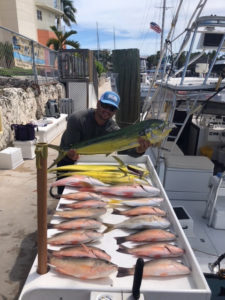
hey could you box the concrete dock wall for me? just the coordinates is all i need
[0,79,65,150]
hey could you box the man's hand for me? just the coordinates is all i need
[67,149,79,161]
[136,137,152,154]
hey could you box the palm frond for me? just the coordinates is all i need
[64,40,80,49]
[62,30,77,40]
[46,38,60,50]
[62,0,77,25]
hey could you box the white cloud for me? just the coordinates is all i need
[73,0,225,55]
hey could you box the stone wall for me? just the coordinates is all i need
[0,80,66,150]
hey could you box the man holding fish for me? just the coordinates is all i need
[56,91,151,193]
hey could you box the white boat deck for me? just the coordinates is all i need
[171,199,225,274]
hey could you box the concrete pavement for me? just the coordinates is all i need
[0,78,112,300]
[0,135,61,300]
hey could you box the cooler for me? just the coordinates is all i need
[0,147,23,169]
[164,155,214,200]
[14,139,37,159]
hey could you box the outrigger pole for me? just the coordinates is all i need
[35,143,48,274]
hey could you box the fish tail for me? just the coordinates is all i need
[102,223,115,234]
[117,267,133,277]
[47,223,55,229]
[108,199,121,204]
[47,249,53,255]
[58,204,67,209]
[112,208,122,215]
[115,236,126,244]
[116,244,129,254]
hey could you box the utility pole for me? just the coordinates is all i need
[96,22,100,61]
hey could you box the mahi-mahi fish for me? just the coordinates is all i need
[117,259,190,277]
[49,256,118,279]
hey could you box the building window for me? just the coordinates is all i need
[37,10,42,20]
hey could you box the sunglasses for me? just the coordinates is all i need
[100,102,117,112]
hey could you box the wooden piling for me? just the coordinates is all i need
[35,143,48,274]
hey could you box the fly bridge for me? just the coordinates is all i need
[58,49,98,113]
[147,16,225,171]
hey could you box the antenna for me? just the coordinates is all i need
[161,0,166,54]
[96,22,100,60]
[113,26,116,49]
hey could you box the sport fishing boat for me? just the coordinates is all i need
[144,13,225,299]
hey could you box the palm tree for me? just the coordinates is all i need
[57,0,77,29]
[46,26,80,50]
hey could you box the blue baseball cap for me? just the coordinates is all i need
[100,91,120,109]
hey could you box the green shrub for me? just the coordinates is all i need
[95,60,105,76]
[0,67,33,77]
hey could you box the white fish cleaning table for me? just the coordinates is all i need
[19,155,211,300]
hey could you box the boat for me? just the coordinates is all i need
[143,14,225,298]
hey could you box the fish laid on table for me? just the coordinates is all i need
[48,218,102,230]
[49,244,111,261]
[61,192,109,201]
[109,197,164,207]
[48,157,150,178]
[47,229,102,245]
[112,206,166,217]
[51,174,107,188]
[83,184,161,198]
[48,119,172,168]
[49,256,118,279]
[56,171,147,186]
[115,229,176,244]
[117,243,184,258]
[104,215,170,233]
[59,200,107,209]
[54,207,107,219]
[117,259,190,278]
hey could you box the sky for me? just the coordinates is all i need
[69,0,225,56]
